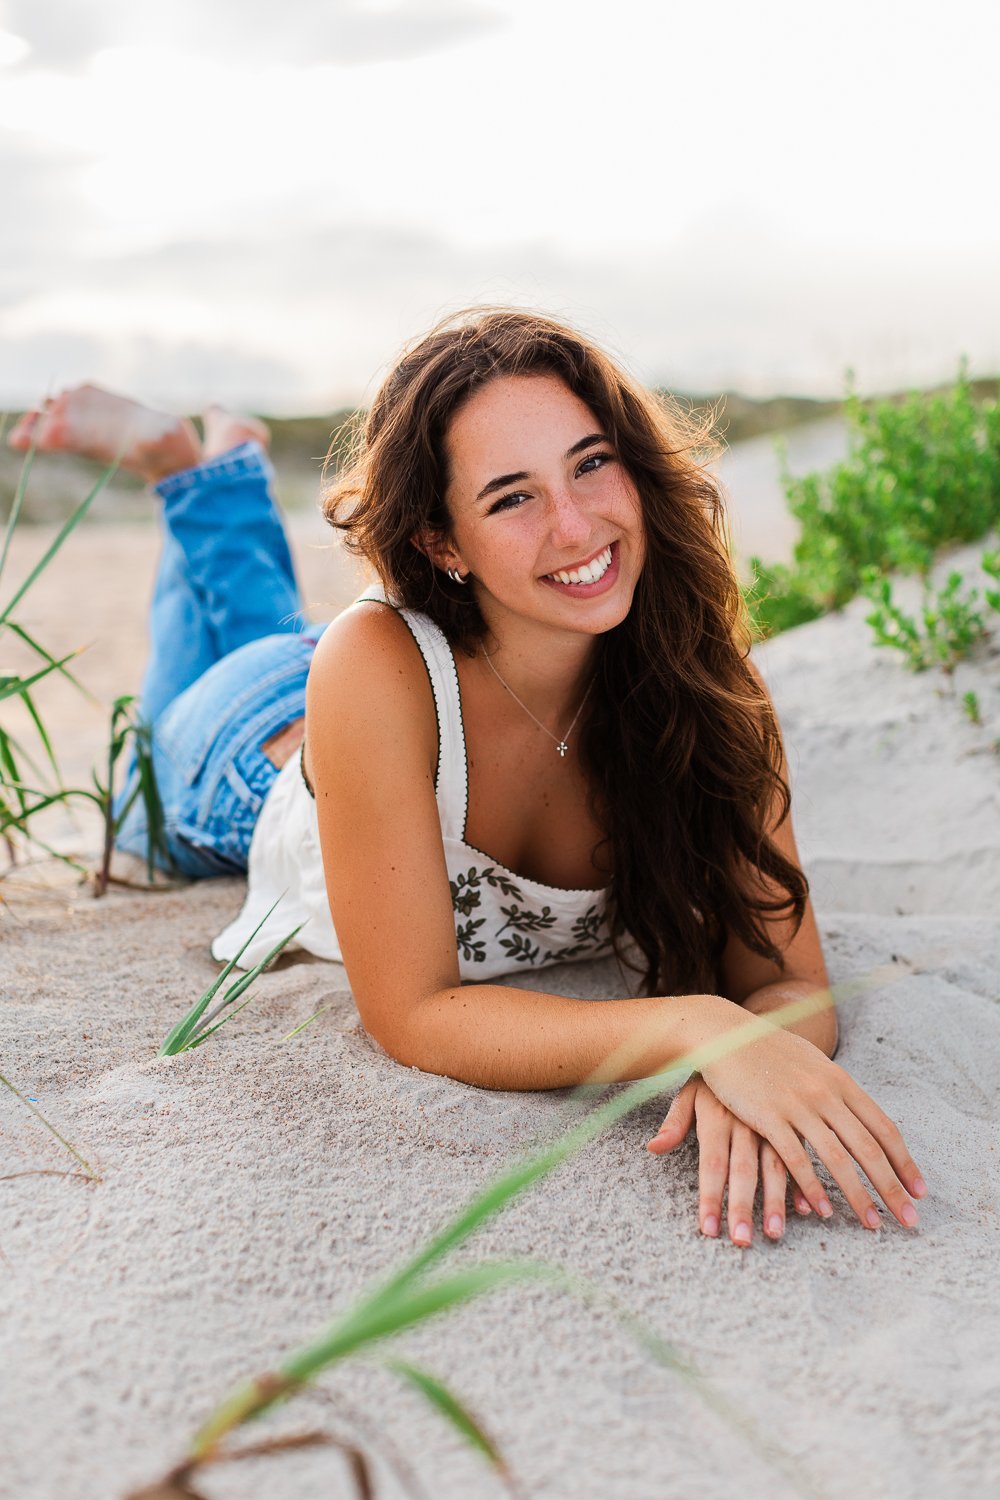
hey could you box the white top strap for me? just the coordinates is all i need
[357,584,468,841]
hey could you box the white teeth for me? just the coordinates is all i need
[548,545,613,587]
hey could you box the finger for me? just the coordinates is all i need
[765,1126,835,1220]
[760,1142,787,1239]
[825,1104,920,1229]
[647,1077,697,1154]
[804,1117,894,1231]
[792,1187,812,1216]
[841,1079,928,1200]
[726,1123,759,1247]
[695,1091,733,1238]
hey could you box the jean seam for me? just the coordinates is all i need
[154,440,274,502]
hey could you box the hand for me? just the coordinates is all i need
[651,1011,928,1236]
[648,1075,814,1245]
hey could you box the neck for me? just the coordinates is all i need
[479,609,598,723]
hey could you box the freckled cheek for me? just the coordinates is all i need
[606,478,645,540]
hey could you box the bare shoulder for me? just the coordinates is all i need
[303,599,459,1031]
[304,599,437,782]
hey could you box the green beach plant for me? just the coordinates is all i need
[0,440,113,868]
[158,900,303,1056]
[745,365,1000,640]
[963,690,982,725]
[861,565,989,673]
[126,976,894,1500]
[859,546,1000,675]
[91,694,170,896]
[0,442,171,887]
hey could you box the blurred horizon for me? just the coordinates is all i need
[1,0,998,413]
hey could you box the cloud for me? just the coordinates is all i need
[0,134,99,306]
[0,327,306,410]
[2,207,997,412]
[0,0,504,70]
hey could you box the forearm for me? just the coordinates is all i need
[739,978,838,1058]
[391,984,744,1091]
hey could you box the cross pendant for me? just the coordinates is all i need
[557,741,568,758]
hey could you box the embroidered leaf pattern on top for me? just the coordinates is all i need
[496,903,557,936]
[450,868,610,971]
[455,916,487,964]
[499,932,542,965]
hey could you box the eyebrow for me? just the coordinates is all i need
[474,432,609,505]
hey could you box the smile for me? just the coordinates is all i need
[542,544,614,586]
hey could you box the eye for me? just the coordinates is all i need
[487,490,530,516]
[577,451,614,476]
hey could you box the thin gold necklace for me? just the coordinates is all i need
[482,652,594,759]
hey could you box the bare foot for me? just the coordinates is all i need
[7,384,202,483]
[201,404,270,461]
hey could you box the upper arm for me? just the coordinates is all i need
[718,660,830,1007]
[304,604,461,1053]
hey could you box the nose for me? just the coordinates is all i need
[546,486,592,549]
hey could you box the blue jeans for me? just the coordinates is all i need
[114,441,325,877]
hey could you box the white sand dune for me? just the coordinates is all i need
[2,527,999,1500]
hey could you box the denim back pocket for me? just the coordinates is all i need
[158,633,316,871]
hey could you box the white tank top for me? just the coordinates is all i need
[212,588,613,979]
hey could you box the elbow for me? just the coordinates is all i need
[359,994,458,1078]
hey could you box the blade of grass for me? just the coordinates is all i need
[280,1005,330,1041]
[372,976,878,1311]
[181,923,304,1044]
[382,1359,506,1474]
[0,460,118,623]
[0,1069,100,1181]
[0,650,83,703]
[3,620,95,701]
[194,1261,560,1451]
[0,444,36,586]
[157,897,288,1056]
[185,971,897,1488]
[16,687,62,782]
[186,991,258,1049]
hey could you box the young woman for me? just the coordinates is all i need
[10,308,927,1248]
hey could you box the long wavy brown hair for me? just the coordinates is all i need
[322,307,808,995]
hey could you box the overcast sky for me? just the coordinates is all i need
[1,0,998,413]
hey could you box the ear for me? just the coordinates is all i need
[410,527,464,576]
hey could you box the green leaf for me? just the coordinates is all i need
[0,650,81,703]
[159,905,300,1056]
[0,444,35,587]
[0,460,117,622]
[383,1358,506,1471]
[2,619,94,700]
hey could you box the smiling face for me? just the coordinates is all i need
[437,373,646,641]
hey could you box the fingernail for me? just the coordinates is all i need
[734,1221,752,1244]
[865,1207,881,1229]
[912,1176,927,1197]
[900,1202,918,1227]
[766,1214,783,1237]
[703,1214,719,1237]
[818,1197,833,1218]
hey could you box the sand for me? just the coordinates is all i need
[2,490,999,1499]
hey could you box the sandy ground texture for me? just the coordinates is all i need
[2,490,999,1498]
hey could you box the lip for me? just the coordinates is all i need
[540,540,620,598]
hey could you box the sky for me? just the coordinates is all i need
[0,0,998,413]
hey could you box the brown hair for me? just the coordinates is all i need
[323,307,807,995]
